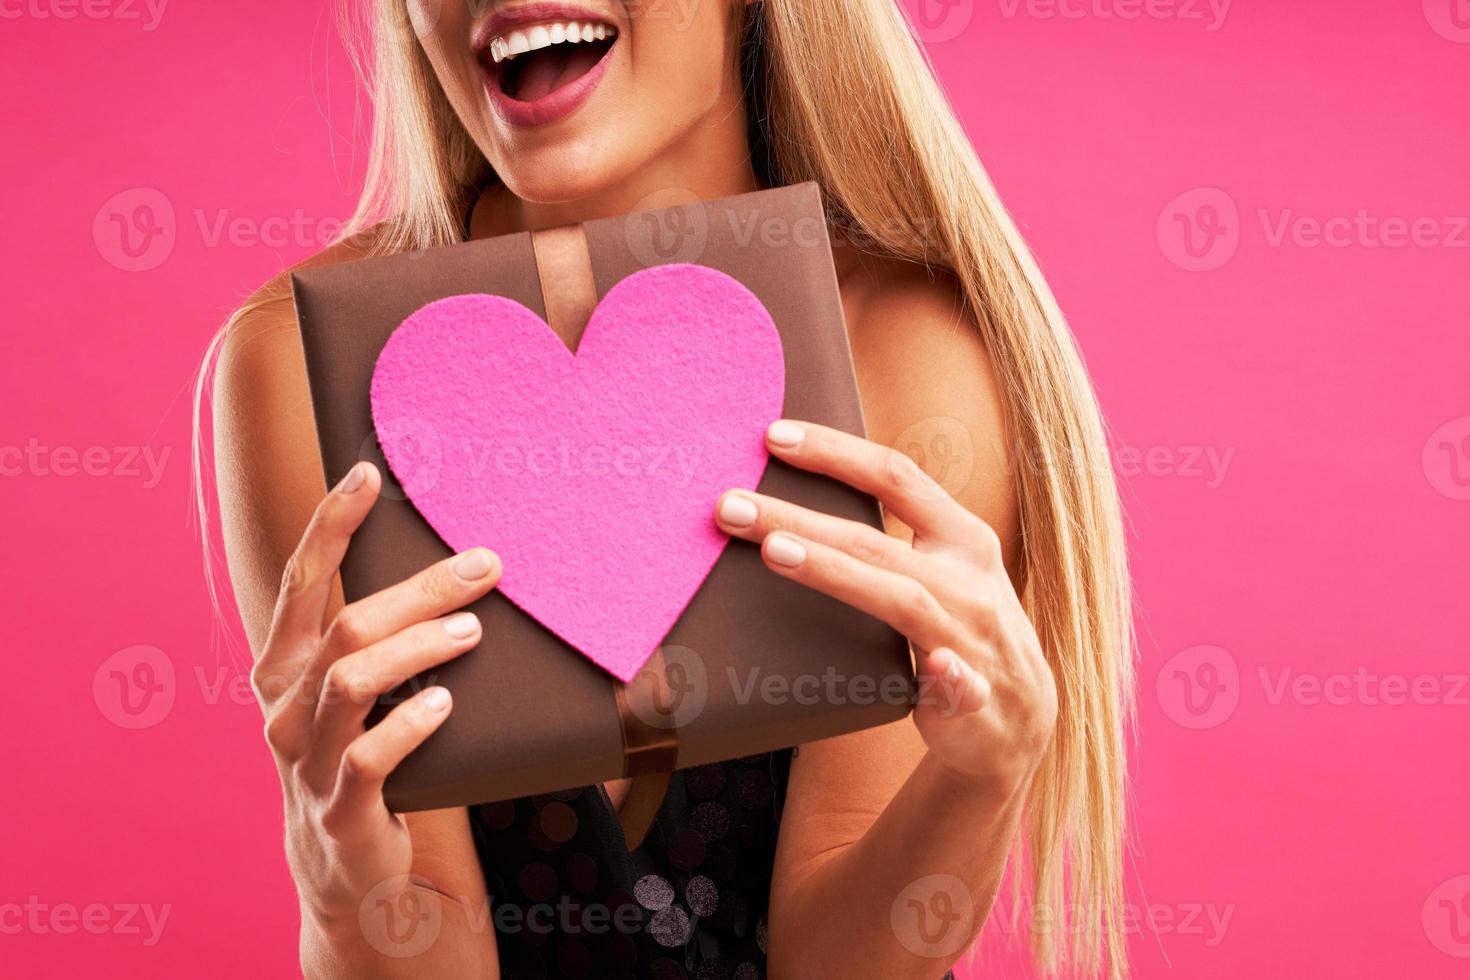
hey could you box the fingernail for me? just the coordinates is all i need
[423,686,452,712]
[718,494,758,528]
[337,463,366,494]
[443,612,480,639]
[767,420,805,449]
[453,549,496,580]
[766,533,806,567]
[929,648,956,675]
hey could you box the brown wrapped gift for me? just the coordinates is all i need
[291,182,914,816]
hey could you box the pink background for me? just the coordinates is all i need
[4,1,1467,976]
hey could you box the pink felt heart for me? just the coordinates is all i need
[369,263,786,683]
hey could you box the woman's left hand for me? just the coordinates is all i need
[715,419,1059,799]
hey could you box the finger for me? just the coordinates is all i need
[265,462,382,662]
[762,420,980,543]
[313,612,483,755]
[760,531,962,652]
[327,686,453,834]
[715,489,919,577]
[319,547,501,659]
[915,647,991,721]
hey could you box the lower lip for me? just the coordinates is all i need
[486,41,614,128]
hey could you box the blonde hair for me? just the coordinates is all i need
[196,1,1132,974]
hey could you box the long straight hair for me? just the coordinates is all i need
[195,1,1133,974]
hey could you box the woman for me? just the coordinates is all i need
[199,1,1132,977]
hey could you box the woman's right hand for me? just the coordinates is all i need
[249,461,502,935]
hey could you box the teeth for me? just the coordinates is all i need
[488,20,616,64]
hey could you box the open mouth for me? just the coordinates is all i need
[481,19,619,106]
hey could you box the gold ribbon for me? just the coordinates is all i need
[529,226,679,848]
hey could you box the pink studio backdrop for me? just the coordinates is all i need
[3,2,1467,977]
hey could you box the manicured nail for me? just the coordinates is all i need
[443,612,480,639]
[422,686,452,712]
[453,548,496,580]
[767,420,806,449]
[718,494,758,528]
[766,533,807,567]
[337,463,366,494]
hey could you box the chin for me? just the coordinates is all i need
[497,147,630,206]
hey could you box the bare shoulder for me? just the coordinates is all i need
[835,249,1018,555]
[211,234,380,650]
[214,234,380,411]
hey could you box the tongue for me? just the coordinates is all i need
[514,45,604,102]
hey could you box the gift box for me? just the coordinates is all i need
[292,182,914,815]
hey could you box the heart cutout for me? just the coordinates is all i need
[369,263,786,682]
